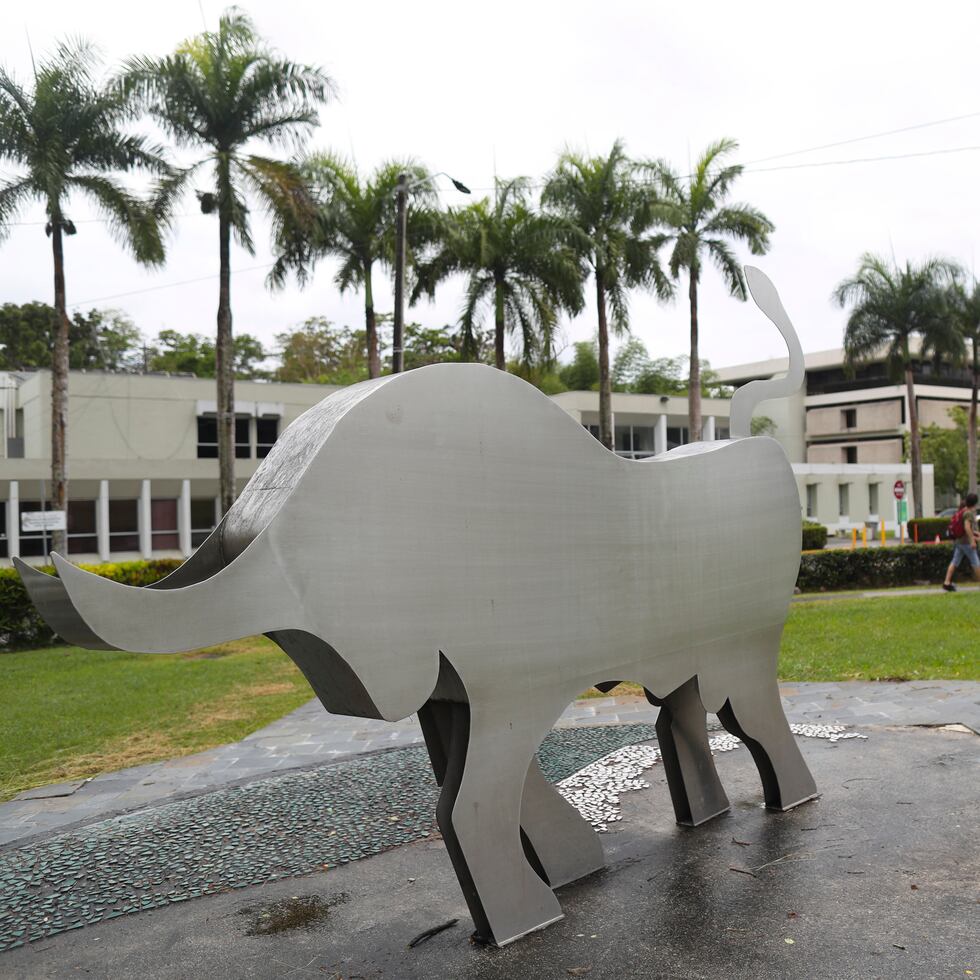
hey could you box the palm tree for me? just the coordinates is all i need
[414,177,584,370]
[542,142,671,450]
[270,154,434,378]
[0,40,168,551]
[834,254,962,518]
[651,138,773,442]
[948,280,980,495]
[125,9,332,515]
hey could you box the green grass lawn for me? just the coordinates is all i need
[0,637,311,801]
[1,590,978,801]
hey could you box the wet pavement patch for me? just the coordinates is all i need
[0,723,658,952]
[239,892,347,936]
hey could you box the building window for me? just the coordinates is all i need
[235,417,250,459]
[256,417,279,458]
[838,483,850,517]
[868,482,879,516]
[844,446,858,464]
[197,416,218,458]
[806,484,818,518]
[151,499,179,550]
[666,427,688,450]
[191,498,217,548]
[109,499,140,552]
[197,416,252,458]
[716,427,730,440]
[17,501,51,558]
[842,408,857,429]
[67,500,97,555]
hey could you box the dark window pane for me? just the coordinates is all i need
[256,417,278,458]
[109,499,137,532]
[68,499,96,534]
[235,417,251,458]
[68,535,98,554]
[151,499,177,531]
[197,416,218,459]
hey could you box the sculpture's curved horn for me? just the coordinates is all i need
[13,557,119,650]
[51,537,300,653]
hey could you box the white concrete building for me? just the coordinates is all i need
[1,360,939,566]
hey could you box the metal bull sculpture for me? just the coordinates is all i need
[16,266,816,946]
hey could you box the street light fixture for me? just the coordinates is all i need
[392,171,470,374]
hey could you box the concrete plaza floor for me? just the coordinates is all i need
[1,724,976,980]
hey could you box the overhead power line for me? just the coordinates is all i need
[66,262,274,309]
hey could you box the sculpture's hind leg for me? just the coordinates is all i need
[418,698,563,945]
[650,677,731,826]
[718,676,817,811]
[520,757,604,887]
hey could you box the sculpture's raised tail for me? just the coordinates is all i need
[729,266,805,438]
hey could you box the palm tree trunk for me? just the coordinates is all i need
[216,210,236,517]
[970,342,978,497]
[906,366,923,519]
[596,274,613,451]
[688,271,702,443]
[494,275,506,370]
[50,222,69,554]
[364,267,379,378]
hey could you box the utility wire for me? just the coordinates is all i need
[66,262,274,309]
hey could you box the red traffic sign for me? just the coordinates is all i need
[893,480,906,500]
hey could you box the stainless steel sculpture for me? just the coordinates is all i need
[17,266,816,947]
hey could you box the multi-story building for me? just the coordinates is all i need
[0,362,934,566]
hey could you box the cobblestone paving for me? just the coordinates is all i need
[0,725,663,952]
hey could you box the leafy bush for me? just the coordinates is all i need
[797,543,955,592]
[801,522,828,551]
[908,518,951,543]
[0,559,182,651]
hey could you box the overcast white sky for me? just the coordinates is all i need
[2,0,979,370]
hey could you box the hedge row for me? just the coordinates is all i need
[0,559,182,651]
[797,542,956,592]
[908,517,951,543]
[801,522,828,551]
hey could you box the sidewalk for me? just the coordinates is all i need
[2,680,977,847]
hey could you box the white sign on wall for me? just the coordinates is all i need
[21,511,66,532]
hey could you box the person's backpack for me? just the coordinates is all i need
[948,507,967,539]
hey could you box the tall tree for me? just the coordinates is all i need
[835,254,962,518]
[125,9,332,515]
[0,40,168,550]
[651,138,773,442]
[948,280,980,496]
[542,142,671,449]
[270,154,433,378]
[414,177,584,370]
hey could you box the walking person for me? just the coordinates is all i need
[942,492,980,591]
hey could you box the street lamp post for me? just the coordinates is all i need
[392,171,470,374]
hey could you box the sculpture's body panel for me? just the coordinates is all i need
[19,267,817,948]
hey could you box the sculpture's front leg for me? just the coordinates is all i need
[420,698,564,945]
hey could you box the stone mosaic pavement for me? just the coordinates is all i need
[2,679,978,847]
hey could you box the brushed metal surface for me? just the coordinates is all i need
[22,267,816,947]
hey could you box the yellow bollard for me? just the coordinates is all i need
[851,528,857,550]
[862,527,868,548]
[900,523,905,545]
[881,520,886,546]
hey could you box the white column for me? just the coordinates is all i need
[655,415,667,456]
[705,416,716,441]
[7,480,19,560]
[97,480,110,561]
[178,479,192,557]
[139,479,152,558]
